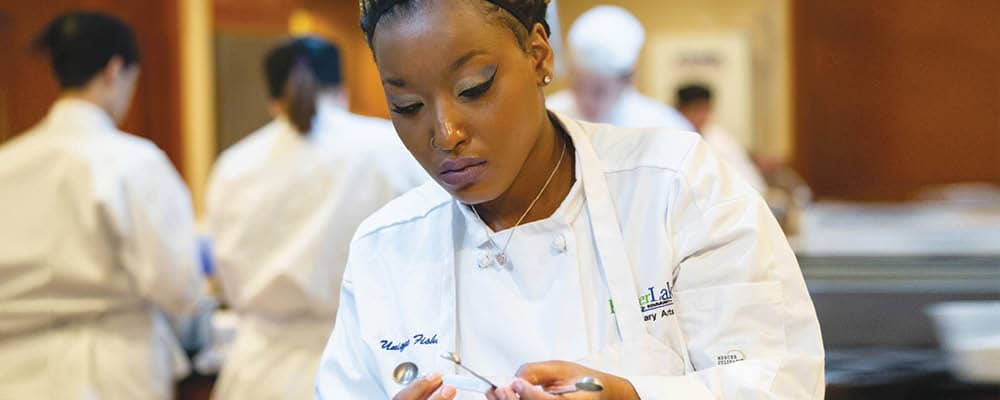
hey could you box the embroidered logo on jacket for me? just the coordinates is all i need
[639,281,676,322]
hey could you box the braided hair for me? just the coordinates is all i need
[359,0,550,50]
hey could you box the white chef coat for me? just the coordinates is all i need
[547,87,694,131]
[315,113,824,399]
[703,125,767,193]
[206,104,426,400]
[0,98,206,400]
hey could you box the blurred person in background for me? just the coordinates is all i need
[0,11,207,399]
[547,5,692,131]
[675,83,766,193]
[205,36,426,400]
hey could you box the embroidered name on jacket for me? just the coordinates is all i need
[379,333,438,352]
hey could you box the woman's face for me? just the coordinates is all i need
[372,0,552,205]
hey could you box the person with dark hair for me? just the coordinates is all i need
[547,6,692,131]
[262,36,345,134]
[0,11,207,399]
[675,84,713,133]
[676,83,767,193]
[315,1,823,399]
[204,36,426,400]
[31,11,141,123]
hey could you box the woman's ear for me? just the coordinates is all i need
[527,23,554,86]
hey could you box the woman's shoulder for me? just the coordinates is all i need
[73,127,176,180]
[583,121,762,211]
[353,180,452,241]
[209,122,282,183]
[575,119,703,175]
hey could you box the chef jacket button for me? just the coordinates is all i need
[551,234,567,253]
[478,252,494,269]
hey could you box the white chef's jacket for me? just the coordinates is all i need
[206,104,426,400]
[547,87,694,131]
[315,113,824,399]
[0,98,206,399]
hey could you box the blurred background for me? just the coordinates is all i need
[1,0,997,399]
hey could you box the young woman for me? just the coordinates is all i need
[206,37,425,400]
[315,1,824,399]
[0,12,206,399]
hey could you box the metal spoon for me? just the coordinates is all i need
[392,362,419,386]
[439,352,498,389]
[546,376,605,395]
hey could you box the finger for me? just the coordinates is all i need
[485,386,512,400]
[492,385,519,400]
[393,373,443,400]
[428,384,457,400]
[516,361,574,387]
[510,378,559,400]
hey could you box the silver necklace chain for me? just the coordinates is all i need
[472,141,567,267]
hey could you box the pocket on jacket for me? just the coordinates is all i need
[674,281,787,371]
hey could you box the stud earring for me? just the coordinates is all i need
[542,75,552,85]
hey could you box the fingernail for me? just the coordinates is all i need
[512,380,525,392]
[425,372,442,383]
[441,385,457,398]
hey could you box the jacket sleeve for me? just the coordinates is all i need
[628,139,825,399]
[111,148,207,318]
[315,256,389,399]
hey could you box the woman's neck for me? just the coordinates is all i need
[474,114,576,231]
[60,90,111,118]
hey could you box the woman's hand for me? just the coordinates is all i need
[393,373,458,400]
[487,361,640,400]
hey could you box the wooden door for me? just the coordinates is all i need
[793,0,1000,200]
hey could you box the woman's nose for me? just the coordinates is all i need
[430,104,468,152]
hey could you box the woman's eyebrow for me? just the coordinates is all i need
[451,49,487,71]
[381,50,488,87]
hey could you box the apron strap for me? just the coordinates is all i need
[560,117,646,344]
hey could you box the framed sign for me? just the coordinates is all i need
[644,33,753,147]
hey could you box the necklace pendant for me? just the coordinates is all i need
[495,253,508,266]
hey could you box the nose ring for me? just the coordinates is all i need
[430,136,452,152]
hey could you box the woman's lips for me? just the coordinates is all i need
[438,157,487,187]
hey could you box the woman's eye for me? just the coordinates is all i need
[391,103,423,115]
[460,75,495,99]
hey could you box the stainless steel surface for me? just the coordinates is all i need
[440,352,498,389]
[392,362,419,386]
[801,254,1000,347]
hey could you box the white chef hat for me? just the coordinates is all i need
[567,5,645,77]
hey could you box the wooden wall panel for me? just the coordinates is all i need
[0,0,184,173]
[793,0,1000,201]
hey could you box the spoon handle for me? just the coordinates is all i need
[546,386,580,395]
[456,364,498,389]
